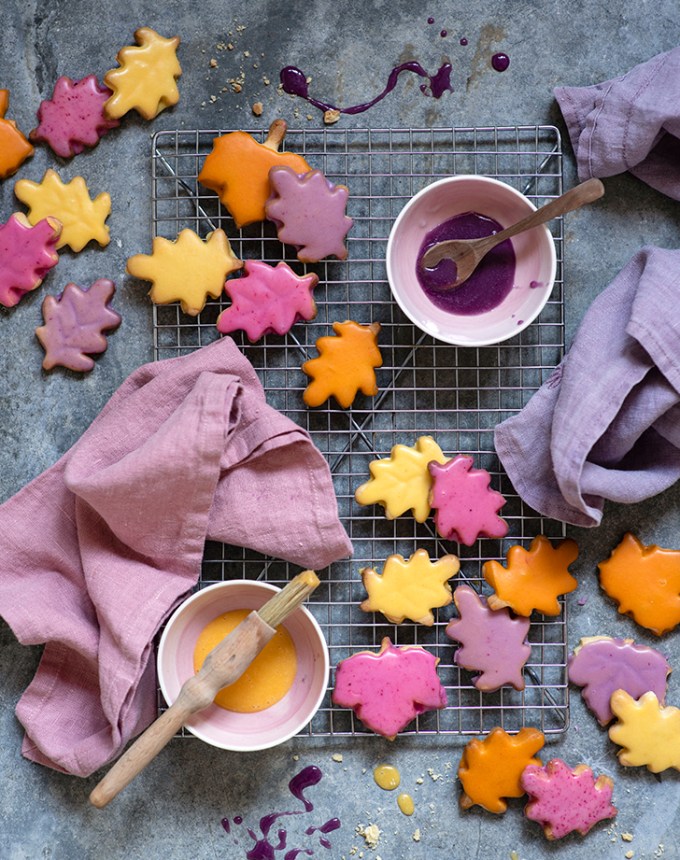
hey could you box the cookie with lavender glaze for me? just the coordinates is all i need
[446,585,531,691]
[266,166,353,262]
[568,636,671,726]
[332,637,447,739]
[521,759,617,839]
[428,455,508,546]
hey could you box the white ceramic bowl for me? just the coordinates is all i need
[386,175,557,346]
[157,579,329,751]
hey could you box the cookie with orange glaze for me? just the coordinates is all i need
[598,532,680,636]
[332,637,447,739]
[199,119,311,227]
[302,320,382,408]
[0,90,33,179]
[458,727,544,813]
[483,535,578,616]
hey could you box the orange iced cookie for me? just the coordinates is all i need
[198,119,311,228]
[0,90,33,179]
[355,435,448,522]
[609,690,680,773]
[360,549,460,626]
[302,320,382,408]
[458,727,545,813]
[483,535,578,616]
[598,532,680,636]
[104,27,181,120]
[14,168,110,252]
[127,228,242,316]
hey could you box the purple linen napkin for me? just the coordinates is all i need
[0,336,352,777]
[494,247,680,527]
[555,47,680,200]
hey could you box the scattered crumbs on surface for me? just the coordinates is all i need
[415,776,424,785]
[236,23,246,32]
[227,43,235,50]
[625,852,634,860]
[292,754,300,761]
[412,828,421,842]
[209,95,217,103]
[654,845,665,857]
[252,101,263,116]
[307,114,314,121]
[230,81,243,93]
[324,109,341,124]
[209,58,218,68]
[427,767,442,781]
[577,596,588,606]
[349,848,357,856]
[244,50,251,57]
[263,76,271,85]
[356,823,381,850]
[622,834,634,842]
[362,768,367,774]
[332,753,344,762]
[444,762,452,770]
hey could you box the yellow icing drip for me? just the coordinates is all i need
[193,608,297,713]
[397,793,415,815]
[373,764,401,791]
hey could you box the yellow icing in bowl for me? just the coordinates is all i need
[193,608,298,712]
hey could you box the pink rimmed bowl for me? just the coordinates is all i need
[157,579,329,751]
[386,175,557,346]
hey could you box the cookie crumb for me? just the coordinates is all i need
[332,753,343,762]
[356,824,380,850]
[427,767,442,781]
[227,42,234,50]
[412,828,421,842]
[209,58,218,68]
[252,101,263,116]
[263,76,271,85]
[324,109,341,124]
[625,852,634,860]
[292,754,299,761]
[230,82,242,93]
[622,834,634,842]
[415,776,424,785]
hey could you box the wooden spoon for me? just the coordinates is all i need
[89,569,320,808]
[420,177,605,290]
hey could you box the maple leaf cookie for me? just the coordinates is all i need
[30,76,119,159]
[609,690,680,773]
[266,166,353,262]
[127,228,242,316]
[0,213,61,307]
[458,727,544,813]
[216,260,318,341]
[597,532,680,636]
[360,549,460,626]
[0,90,33,179]
[354,435,448,522]
[14,168,110,252]
[199,119,311,228]
[483,535,578,616]
[302,320,382,408]
[36,279,121,372]
[521,759,617,839]
[104,28,181,120]
[428,455,508,546]
[332,637,447,739]
[568,636,671,726]
[446,585,531,691]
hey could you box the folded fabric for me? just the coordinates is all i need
[555,47,680,200]
[495,246,680,527]
[0,336,352,777]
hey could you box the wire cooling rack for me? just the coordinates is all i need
[151,125,568,737]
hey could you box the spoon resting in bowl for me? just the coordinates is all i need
[420,177,605,291]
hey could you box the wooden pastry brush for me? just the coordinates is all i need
[89,569,320,808]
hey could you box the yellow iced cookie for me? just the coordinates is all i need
[609,690,680,773]
[355,436,448,522]
[127,228,242,316]
[360,549,460,626]
[14,169,110,252]
[104,27,181,120]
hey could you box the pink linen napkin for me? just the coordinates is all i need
[554,47,680,200]
[494,247,680,527]
[0,336,352,777]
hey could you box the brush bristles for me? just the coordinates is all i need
[258,570,320,628]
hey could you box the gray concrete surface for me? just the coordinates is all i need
[2,2,680,858]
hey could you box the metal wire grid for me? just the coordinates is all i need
[151,125,568,737]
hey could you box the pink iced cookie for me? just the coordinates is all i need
[36,278,121,372]
[0,212,61,307]
[265,166,352,262]
[216,259,318,341]
[521,759,617,840]
[30,75,120,159]
[568,636,671,726]
[446,585,531,691]
[428,455,508,545]
[332,637,447,739]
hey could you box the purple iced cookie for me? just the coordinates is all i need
[30,75,120,159]
[265,165,352,262]
[568,636,671,725]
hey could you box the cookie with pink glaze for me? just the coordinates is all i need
[30,75,120,159]
[265,166,352,262]
[0,213,61,307]
[568,636,671,726]
[521,759,617,840]
[216,259,318,341]
[446,585,531,691]
[332,637,447,739]
[428,455,508,545]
